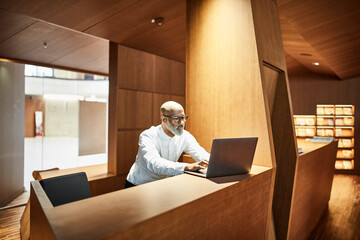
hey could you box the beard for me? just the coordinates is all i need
[166,121,185,136]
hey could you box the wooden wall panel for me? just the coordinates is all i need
[117,89,153,129]
[118,45,155,92]
[154,56,185,95]
[117,130,142,176]
[109,44,186,187]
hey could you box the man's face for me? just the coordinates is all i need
[165,109,186,136]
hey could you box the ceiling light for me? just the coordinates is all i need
[312,62,320,66]
[151,17,164,26]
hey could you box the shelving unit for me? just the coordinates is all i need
[316,104,355,171]
[294,115,316,140]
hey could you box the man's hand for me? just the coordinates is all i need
[184,159,209,171]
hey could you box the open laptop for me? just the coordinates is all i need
[185,137,258,178]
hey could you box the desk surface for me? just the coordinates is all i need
[297,139,332,155]
[35,165,271,240]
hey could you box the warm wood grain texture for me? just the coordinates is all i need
[117,130,142,175]
[30,182,55,240]
[0,62,25,207]
[186,0,274,168]
[79,101,107,155]
[117,89,153,129]
[0,10,109,75]
[266,67,298,240]
[111,45,185,183]
[289,73,360,174]
[25,96,43,137]
[308,174,360,240]
[288,140,338,240]
[278,0,360,79]
[29,166,272,239]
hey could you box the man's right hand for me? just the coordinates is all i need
[184,159,209,171]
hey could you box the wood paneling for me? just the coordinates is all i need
[0,0,137,32]
[85,0,186,62]
[186,0,274,169]
[111,44,185,180]
[117,89,153,129]
[0,10,109,75]
[79,101,107,156]
[30,167,272,239]
[288,141,338,239]
[118,45,156,91]
[278,0,360,79]
[0,62,25,207]
[117,130,142,175]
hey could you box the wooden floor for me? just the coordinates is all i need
[0,175,359,240]
[0,192,29,240]
[308,174,360,240]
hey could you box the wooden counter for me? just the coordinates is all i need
[31,165,273,240]
[287,140,337,239]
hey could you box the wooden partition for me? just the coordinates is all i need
[30,166,272,239]
[186,0,299,238]
[108,44,186,188]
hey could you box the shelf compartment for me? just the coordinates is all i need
[335,160,354,170]
[316,116,334,126]
[335,116,354,126]
[316,104,335,115]
[316,126,334,137]
[295,126,316,137]
[335,127,354,137]
[336,149,354,159]
[337,138,355,148]
[335,105,354,116]
[294,115,316,126]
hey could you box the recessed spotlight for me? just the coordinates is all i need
[312,62,320,66]
[151,17,164,26]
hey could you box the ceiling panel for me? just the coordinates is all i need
[0,0,137,32]
[278,0,360,79]
[84,0,186,62]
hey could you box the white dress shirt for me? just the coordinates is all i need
[126,125,210,185]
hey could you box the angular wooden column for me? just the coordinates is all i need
[187,0,297,239]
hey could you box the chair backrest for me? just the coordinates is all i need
[39,172,91,207]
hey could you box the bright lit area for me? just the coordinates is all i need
[24,65,109,191]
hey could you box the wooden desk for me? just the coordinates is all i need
[287,140,337,239]
[31,166,273,240]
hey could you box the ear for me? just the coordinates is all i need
[161,116,167,123]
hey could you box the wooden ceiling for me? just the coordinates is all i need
[0,0,359,79]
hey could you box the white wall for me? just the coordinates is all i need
[0,61,25,206]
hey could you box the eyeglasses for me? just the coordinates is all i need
[163,114,189,123]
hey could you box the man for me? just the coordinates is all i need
[124,101,209,188]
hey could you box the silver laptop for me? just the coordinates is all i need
[185,137,258,178]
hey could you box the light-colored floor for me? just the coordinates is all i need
[24,137,107,191]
